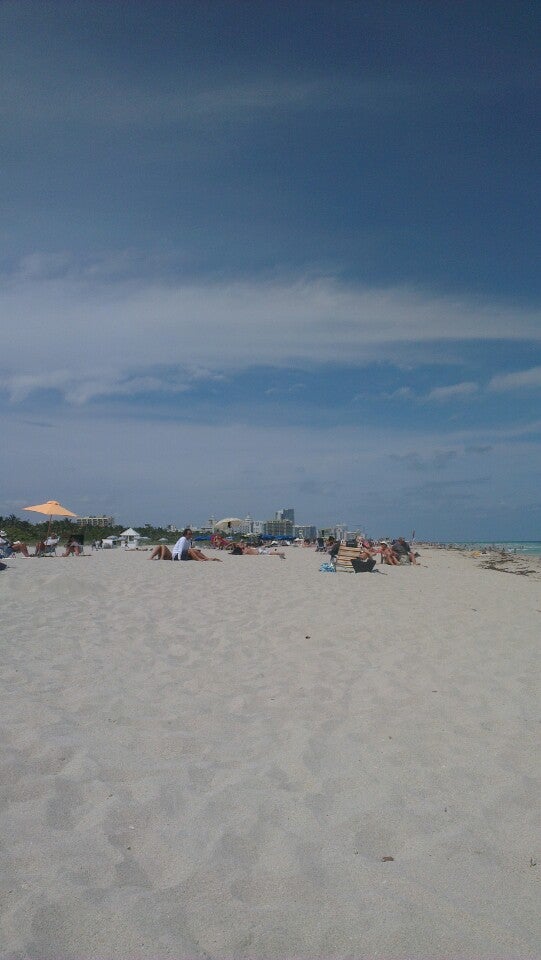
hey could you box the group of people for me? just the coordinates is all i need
[378,537,418,565]
[150,530,289,561]
[0,530,84,558]
[150,529,222,561]
[35,534,84,556]
[325,535,418,566]
[1,526,418,567]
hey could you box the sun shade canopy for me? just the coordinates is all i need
[24,500,77,517]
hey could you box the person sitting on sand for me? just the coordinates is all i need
[0,530,30,557]
[326,537,341,561]
[63,536,83,556]
[210,533,231,549]
[150,544,174,559]
[150,529,222,561]
[391,537,418,565]
[378,541,399,565]
[35,534,60,556]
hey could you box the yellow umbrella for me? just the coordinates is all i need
[24,499,77,518]
[24,500,78,541]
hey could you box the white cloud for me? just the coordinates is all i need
[488,366,541,392]
[2,266,539,403]
[0,62,435,128]
[0,370,190,404]
[426,381,479,401]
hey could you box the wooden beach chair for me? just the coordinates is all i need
[332,544,363,572]
[332,543,377,573]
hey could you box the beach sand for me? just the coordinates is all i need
[1,547,539,958]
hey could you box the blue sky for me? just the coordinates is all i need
[1,0,540,538]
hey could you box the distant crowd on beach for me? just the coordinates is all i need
[149,529,287,561]
[0,530,86,558]
[150,530,420,568]
[1,526,420,569]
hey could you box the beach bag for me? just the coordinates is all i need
[319,562,336,573]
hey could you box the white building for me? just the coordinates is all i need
[119,527,143,549]
[76,515,114,527]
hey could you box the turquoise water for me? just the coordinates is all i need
[448,541,541,557]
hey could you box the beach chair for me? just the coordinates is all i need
[332,544,362,572]
[332,544,376,573]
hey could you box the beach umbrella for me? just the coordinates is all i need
[214,517,244,531]
[24,499,77,540]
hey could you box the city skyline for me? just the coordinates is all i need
[1,2,540,540]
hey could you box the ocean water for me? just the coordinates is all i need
[449,541,541,557]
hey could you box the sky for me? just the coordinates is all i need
[1,0,540,539]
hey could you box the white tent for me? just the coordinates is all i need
[120,527,143,548]
[102,535,120,549]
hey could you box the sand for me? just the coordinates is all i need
[1,547,539,959]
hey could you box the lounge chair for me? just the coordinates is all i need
[35,538,60,556]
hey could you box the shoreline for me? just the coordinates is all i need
[418,542,541,580]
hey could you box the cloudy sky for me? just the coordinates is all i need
[1,0,540,538]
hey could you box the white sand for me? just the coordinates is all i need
[1,547,539,959]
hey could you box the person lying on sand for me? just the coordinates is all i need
[258,547,286,558]
[228,542,286,558]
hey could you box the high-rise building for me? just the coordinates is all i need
[240,515,254,534]
[264,519,294,537]
[295,525,317,539]
[76,516,114,527]
[275,507,295,524]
